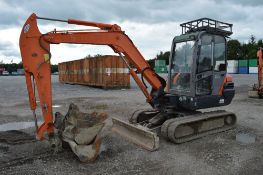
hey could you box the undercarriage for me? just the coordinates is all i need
[112,109,236,151]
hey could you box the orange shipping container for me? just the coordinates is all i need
[58,55,130,89]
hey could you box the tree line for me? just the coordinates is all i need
[0,62,58,73]
[148,35,263,68]
[228,35,263,60]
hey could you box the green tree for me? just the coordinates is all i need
[51,64,58,73]
[244,35,258,59]
[147,51,170,68]
[258,39,263,48]
[250,35,256,45]
[0,63,58,73]
[147,59,155,68]
[155,51,170,65]
[227,39,241,60]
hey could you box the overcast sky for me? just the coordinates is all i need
[0,0,263,64]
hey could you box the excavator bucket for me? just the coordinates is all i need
[54,103,108,162]
[112,118,159,151]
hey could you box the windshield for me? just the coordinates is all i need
[170,40,194,93]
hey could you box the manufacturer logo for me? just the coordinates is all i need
[24,24,30,33]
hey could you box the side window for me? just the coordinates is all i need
[197,35,212,73]
[214,35,226,71]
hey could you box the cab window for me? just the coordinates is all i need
[197,35,212,73]
[214,35,226,71]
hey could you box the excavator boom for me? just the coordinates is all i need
[20,13,165,140]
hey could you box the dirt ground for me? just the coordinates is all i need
[0,74,263,175]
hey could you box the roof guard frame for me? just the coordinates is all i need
[180,18,233,36]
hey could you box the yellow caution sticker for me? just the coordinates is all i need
[44,54,50,63]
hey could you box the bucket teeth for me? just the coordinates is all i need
[112,117,159,151]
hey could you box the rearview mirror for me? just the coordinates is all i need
[219,64,226,71]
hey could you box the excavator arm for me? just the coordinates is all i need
[248,47,263,98]
[19,13,166,140]
[257,47,263,95]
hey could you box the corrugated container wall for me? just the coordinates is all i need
[238,59,248,74]
[154,66,168,73]
[239,67,249,74]
[249,58,258,74]
[249,67,258,74]
[249,59,257,67]
[155,60,167,73]
[58,55,130,89]
[239,59,248,67]
[227,60,238,74]
[155,60,166,67]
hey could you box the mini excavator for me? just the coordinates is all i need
[248,47,263,98]
[20,14,236,151]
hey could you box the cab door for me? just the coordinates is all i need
[195,34,214,96]
[211,35,227,95]
[195,34,227,96]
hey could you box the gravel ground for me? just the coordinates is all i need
[0,74,263,175]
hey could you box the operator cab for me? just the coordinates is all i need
[167,18,234,110]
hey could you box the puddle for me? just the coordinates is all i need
[0,122,37,131]
[236,132,256,144]
[52,104,62,108]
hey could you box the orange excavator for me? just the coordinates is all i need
[20,14,236,151]
[248,47,263,98]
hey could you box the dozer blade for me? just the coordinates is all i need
[161,110,236,143]
[112,117,159,151]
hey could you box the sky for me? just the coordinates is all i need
[0,0,263,64]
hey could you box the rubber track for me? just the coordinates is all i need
[161,110,236,143]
